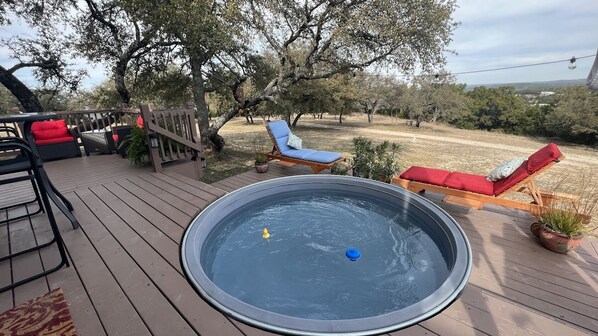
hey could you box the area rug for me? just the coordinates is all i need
[0,288,77,336]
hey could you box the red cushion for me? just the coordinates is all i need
[399,166,451,186]
[31,120,70,141]
[35,136,75,145]
[442,172,495,195]
[527,143,561,173]
[493,162,530,195]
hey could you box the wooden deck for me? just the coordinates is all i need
[1,155,597,336]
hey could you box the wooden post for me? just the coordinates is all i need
[140,104,163,173]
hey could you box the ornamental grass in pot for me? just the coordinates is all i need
[531,173,597,254]
[254,152,269,173]
[252,135,269,173]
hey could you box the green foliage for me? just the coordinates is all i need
[351,137,401,182]
[122,126,150,166]
[251,134,269,164]
[331,162,351,176]
[539,171,598,237]
[254,153,268,164]
[397,75,469,127]
[133,68,193,108]
[0,86,22,113]
[64,80,122,110]
[544,86,598,145]
[540,209,587,237]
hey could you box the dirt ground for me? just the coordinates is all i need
[209,114,598,225]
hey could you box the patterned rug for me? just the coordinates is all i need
[0,288,77,336]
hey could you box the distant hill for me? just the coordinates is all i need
[465,79,586,92]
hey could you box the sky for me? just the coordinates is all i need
[1,0,597,89]
[446,0,598,85]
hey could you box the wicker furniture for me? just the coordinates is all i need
[81,130,115,155]
[111,125,133,157]
[30,119,81,161]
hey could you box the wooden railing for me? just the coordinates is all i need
[140,104,205,179]
[55,108,140,136]
[1,108,139,149]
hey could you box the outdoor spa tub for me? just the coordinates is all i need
[181,175,472,336]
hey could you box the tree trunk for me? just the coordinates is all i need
[114,59,131,105]
[0,65,44,112]
[208,133,226,152]
[339,111,343,124]
[188,50,212,149]
[245,112,253,124]
[291,112,305,127]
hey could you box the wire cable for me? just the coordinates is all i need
[450,54,596,76]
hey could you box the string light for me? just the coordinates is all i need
[568,56,577,70]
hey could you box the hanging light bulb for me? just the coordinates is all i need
[568,56,577,70]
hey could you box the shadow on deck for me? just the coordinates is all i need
[1,155,597,336]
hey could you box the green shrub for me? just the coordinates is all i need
[331,162,350,175]
[351,136,401,182]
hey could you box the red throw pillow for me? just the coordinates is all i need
[527,143,561,174]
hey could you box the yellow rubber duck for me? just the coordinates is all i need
[262,228,270,240]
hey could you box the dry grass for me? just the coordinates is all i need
[209,114,598,225]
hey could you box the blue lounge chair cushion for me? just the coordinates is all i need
[268,121,293,152]
[282,149,342,163]
[268,120,342,164]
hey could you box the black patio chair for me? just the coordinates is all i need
[0,132,44,223]
[0,138,70,292]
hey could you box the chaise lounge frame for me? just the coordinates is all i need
[265,121,345,174]
[391,153,577,216]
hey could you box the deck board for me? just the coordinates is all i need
[1,155,597,336]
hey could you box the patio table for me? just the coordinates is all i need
[0,113,79,229]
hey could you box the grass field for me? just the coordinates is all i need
[205,114,598,226]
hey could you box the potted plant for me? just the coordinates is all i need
[254,153,269,173]
[120,126,150,166]
[530,175,597,254]
[252,134,270,173]
[350,137,402,182]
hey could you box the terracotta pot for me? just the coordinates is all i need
[539,224,584,254]
[530,221,542,238]
[255,162,269,173]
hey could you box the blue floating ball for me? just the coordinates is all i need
[345,248,361,261]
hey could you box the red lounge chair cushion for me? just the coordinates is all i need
[399,166,451,186]
[493,162,530,195]
[35,136,76,145]
[31,120,73,144]
[527,143,561,174]
[442,172,494,195]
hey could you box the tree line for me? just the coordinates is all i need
[2,1,595,149]
[0,0,458,151]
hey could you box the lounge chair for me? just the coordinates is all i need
[391,143,576,215]
[265,120,345,173]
